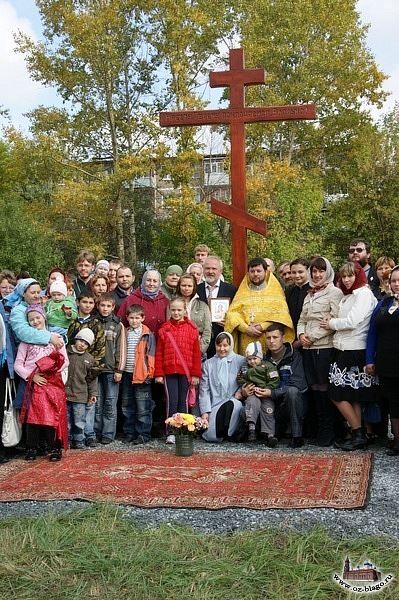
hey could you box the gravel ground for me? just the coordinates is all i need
[0,437,398,539]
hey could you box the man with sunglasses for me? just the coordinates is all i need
[348,238,379,297]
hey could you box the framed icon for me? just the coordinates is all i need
[209,297,230,322]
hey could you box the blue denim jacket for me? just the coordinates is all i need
[0,300,17,378]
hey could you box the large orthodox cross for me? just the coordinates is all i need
[160,48,316,285]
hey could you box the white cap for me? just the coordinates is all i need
[49,280,68,297]
[96,260,110,271]
[75,329,95,347]
[245,341,263,359]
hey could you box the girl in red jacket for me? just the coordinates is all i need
[155,298,202,444]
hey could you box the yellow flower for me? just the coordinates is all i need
[179,413,196,424]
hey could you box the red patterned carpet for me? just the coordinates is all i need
[0,449,371,510]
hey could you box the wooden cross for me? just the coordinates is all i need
[160,48,316,285]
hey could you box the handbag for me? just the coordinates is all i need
[2,378,22,447]
[186,385,197,409]
[166,332,197,408]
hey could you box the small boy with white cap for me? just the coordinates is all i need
[237,341,280,446]
[45,279,77,337]
[65,329,98,449]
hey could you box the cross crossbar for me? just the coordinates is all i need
[159,48,316,284]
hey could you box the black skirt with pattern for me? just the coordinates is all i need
[328,349,378,403]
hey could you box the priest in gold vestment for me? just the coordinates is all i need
[224,257,294,355]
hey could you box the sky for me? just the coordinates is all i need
[1,0,398,131]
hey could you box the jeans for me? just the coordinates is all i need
[84,404,96,440]
[275,386,308,438]
[67,402,87,443]
[95,373,120,441]
[121,373,154,440]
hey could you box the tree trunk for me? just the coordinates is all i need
[126,186,137,267]
[115,187,125,262]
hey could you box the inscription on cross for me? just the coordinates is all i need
[160,48,316,285]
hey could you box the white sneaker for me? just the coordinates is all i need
[166,434,176,445]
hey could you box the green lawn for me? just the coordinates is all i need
[0,504,397,599]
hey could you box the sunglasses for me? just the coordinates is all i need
[348,247,366,254]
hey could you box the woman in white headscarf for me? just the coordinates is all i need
[117,269,169,337]
[199,332,246,442]
[297,256,343,446]
[186,262,203,284]
[5,278,63,349]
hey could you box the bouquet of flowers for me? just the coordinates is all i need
[165,412,208,436]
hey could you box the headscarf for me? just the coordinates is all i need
[215,332,235,397]
[186,262,204,284]
[308,257,335,296]
[337,261,367,296]
[186,262,203,275]
[165,265,183,277]
[4,278,39,309]
[141,269,162,299]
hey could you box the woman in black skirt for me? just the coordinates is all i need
[321,262,377,450]
[297,257,343,446]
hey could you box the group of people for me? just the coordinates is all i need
[0,238,398,465]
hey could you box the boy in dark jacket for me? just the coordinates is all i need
[95,293,126,444]
[264,322,308,448]
[66,329,97,449]
[237,341,280,446]
[67,291,106,376]
[67,290,105,447]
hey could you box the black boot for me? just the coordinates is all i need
[308,391,335,447]
[336,427,368,451]
[288,437,304,448]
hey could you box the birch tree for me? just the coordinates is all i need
[15,0,160,261]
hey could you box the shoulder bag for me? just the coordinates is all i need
[2,378,22,447]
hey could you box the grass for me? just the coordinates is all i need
[0,504,397,599]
